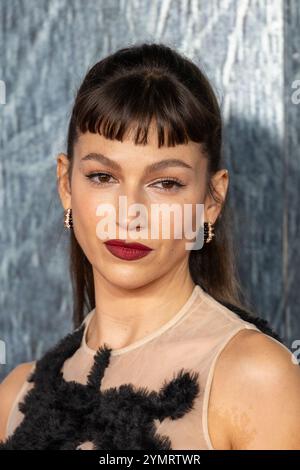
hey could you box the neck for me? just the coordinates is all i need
[86,270,196,352]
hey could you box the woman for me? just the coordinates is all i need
[1,42,300,450]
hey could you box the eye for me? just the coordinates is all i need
[85,173,186,192]
[85,172,116,186]
[150,178,186,192]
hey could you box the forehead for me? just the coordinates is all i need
[75,128,205,172]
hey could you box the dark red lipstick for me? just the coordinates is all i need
[104,239,153,261]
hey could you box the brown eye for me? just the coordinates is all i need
[151,178,185,192]
[86,172,115,186]
[161,180,179,190]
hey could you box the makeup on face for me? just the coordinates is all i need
[104,239,153,261]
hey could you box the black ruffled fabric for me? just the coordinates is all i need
[0,324,200,450]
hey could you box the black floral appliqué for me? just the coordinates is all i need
[0,324,200,450]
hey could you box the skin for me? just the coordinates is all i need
[208,329,300,449]
[2,121,300,449]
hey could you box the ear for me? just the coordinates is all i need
[204,169,229,223]
[56,153,72,210]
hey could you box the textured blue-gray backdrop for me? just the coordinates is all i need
[0,0,299,380]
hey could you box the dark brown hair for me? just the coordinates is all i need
[64,41,280,341]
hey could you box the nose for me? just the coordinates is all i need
[115,185,148,237]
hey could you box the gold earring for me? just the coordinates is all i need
[64,208,73,229]
[204,221,214,243]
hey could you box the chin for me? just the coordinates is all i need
[107,278,153,292]
[96,266,154,290]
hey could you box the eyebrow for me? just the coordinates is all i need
[80,152,193,174]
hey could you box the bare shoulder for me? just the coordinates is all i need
[0,361,35,442]
[208,328,300,449]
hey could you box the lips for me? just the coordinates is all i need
[104,240,152,251]
[104,239,153,261]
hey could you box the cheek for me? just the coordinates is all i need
[71,179,101,234]
[158,238,190,268]
[182,186,205,239]
[165,195,203,242]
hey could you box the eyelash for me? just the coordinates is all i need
[85,172,186,192]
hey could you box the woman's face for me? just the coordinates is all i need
[57,122,227,290]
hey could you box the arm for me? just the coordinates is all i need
[0,362,35,442]
[211,329,300,449]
